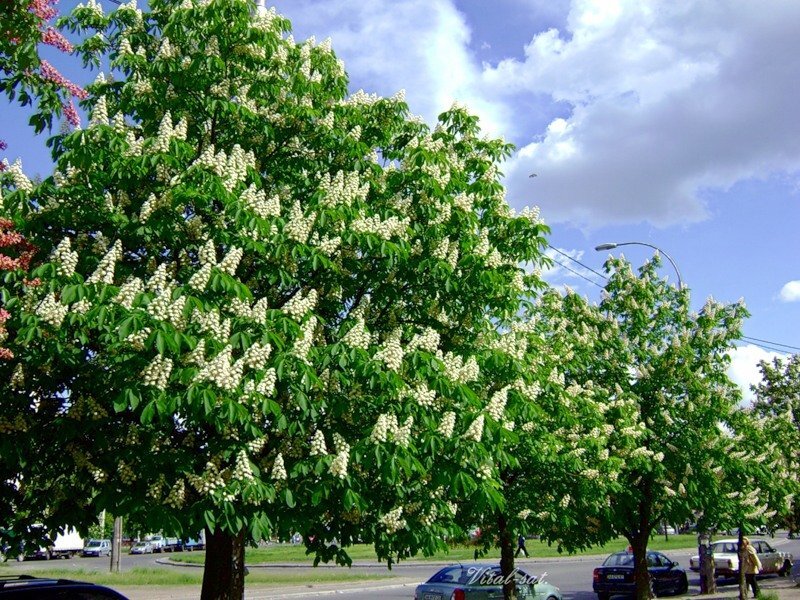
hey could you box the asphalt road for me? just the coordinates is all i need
[5,533,800,600]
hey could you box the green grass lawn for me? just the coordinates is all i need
[169,534,700,566]
[0,567,393,586]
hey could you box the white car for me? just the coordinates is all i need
[146,535,165,553]
[689,538,792,578]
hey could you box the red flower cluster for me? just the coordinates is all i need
[0,218,36,272]
[42,26,73,53]
[40,60,88,100]
[29,0,59,21]
[0,220,37,361]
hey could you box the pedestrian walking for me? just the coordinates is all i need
[742,536,762,597]
[515,534,529,558]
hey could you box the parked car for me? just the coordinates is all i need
[414,564,562,600]
[162,538,183,552]
[18,526,83,561]
[145,535,165,553]
[82,539,112,557]
[791,558,800,585]
[129,541,153,555]
[593,550,688,599]
[0,575,129,598]
[656,525,677,535]
[688,538,792,578]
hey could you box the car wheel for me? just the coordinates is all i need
[779,559,792,576]
[597,593,610,600]
[678,575,689,595]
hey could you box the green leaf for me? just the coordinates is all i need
[285,488,295,508]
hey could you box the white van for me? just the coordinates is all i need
[82,539,111,557]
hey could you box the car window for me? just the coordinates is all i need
[603,553,634,566]
[760,542,774,553]
[646,554,661,567]
[428,566,462,583]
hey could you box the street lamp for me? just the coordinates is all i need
[594,241,683,290]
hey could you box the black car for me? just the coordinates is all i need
[0,575,129,599]
[593,551,688,599]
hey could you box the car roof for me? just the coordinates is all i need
[0,576,128,599]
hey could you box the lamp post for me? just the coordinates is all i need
[594,241,683,290]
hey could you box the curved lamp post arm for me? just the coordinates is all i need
[595,241,683,290]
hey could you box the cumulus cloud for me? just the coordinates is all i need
[726,344,787,405]
[493,1,800,227]
[779,280,800,302]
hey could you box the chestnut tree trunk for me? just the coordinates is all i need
[201,527,246,600]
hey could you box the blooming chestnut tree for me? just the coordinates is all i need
[459,287,637,600]
[590,254,749,600]
[0,0,549,597]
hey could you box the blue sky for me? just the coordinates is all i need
[3,0,799,400]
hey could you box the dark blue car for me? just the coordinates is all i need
[593,551,688,599]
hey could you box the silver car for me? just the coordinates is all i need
[414,564,562,600]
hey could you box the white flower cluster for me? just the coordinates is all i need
[87,239,122,285]
[188,462,225,495]
[476,462,493,480]
[196,345,242,391]
[491,332,528,361]
[139,193,170,222]
[243,341,272,370]
[351,214,410,241]
[485,387,509,421]
[91,468,107,483]
[192,308,231,342]
[518,509,532,520]
[191,144,255,192]
[124,130,144,156]
[232,450,255,482]
[284,201,316,243]
[199,239,216,265]
[126,327,150,350]
[408,327,440,353]
[36,293,68,327]
[188,263,212,291]
[464,414,484,442]
[164,479,185,508]
[142,355,173,390]
[271,453,287,480]
[374,328,404,372]
[409,382,436,408]
[51,237,79,277]
[5,159,33,193]
[156,37,176,60]
[151,111,175,153]
[419,505,438,527]
[310,430,327,456]
[438,412,456,438]
[240,184,280,219]
[370,414,413,447]
[118,461,136,485]
[315,235,341,256]
[441,353,480,384]
[453,192,474,212]
[89,96,108,127]
[379,506,407,534]
[218,247,243,275]
[148,289,186,329]
[330,433,349,479]
[342,317,370,349]
[292,317,318,363]
[318,170,369,207]
[283,289,318,320]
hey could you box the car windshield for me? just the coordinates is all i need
[134,542,148,547]
[86,541,101,547]
[604,553,634,567]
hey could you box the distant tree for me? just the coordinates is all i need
[752,354,800,531]
[589,255,748,600]
[0,1,549,598]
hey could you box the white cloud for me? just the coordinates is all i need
[726,344,787,405]
[779,280,800,302]
[486,1,800,227]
